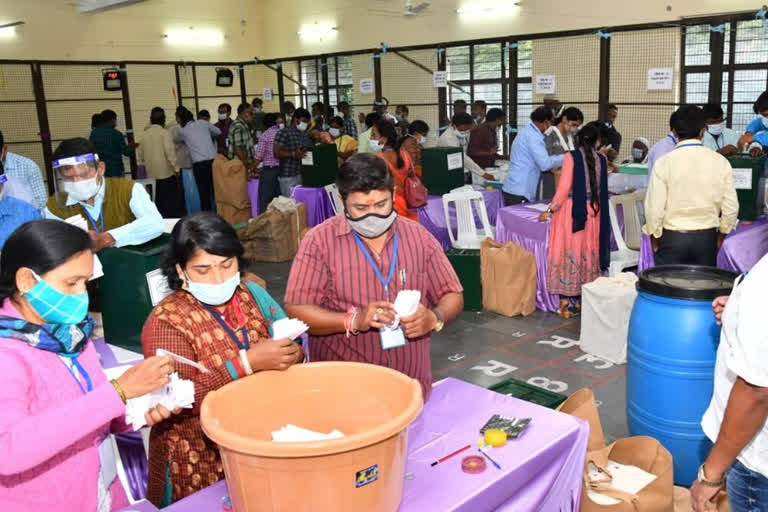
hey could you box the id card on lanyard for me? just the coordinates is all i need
[352,232,406,350]
[83,206,105,233]
[203,302,251,350]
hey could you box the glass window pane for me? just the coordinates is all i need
[337,56,353,86]
[685,72,709,104]
[685,25,711,66]
[473,43,502,80]
[517,82,532,132]
[733,69,766,103]
[723,22,731,66]
[448,86,471,117]
[517,40,532,78]
[474,83,502,106]
[447,46,470,81]
[326,57,337,87]
[735,20,768,64]
[732,103,756,134]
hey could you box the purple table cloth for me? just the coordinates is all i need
[247,179,260,218]
[417,189,504,251]
[639,215,768,274]
[290,185,336,227]
[126,378,587,512]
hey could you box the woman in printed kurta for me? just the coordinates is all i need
[141,212,304,506]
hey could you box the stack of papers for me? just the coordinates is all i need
[586,460,657,505]
[65,215,103,280]
[271,424,345,443]
[390,290,421,329]
[272,318,309,341]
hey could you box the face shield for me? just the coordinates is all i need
[53,153,101,200]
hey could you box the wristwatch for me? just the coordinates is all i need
[697,464,726,488]
[432,308,445,333]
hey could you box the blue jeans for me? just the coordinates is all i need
[728,460,768,512]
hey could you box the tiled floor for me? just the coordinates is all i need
[251,261,629,444]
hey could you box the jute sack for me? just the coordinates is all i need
[556,388,606,453]
[480,238,536,317]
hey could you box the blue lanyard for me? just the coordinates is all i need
[59,354,93,394]
[82,207,105,233]
[203,304,250,350]
[352,232,399,300]
[667,134,679,145]
[675,142,702,151]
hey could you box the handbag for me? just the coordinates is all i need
[403,167,428,209]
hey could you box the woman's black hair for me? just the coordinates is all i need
[556,107,584,125]
[0,220,93,301]
[161,212,246,291]
[336,153,394,200]
[575,123,601,215]
[375,118,405,168]
[408,120,429,136]
[263,113,279,129]
[329,116,345,128]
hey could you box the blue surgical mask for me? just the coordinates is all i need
[329,127,341,137]
[297,121,308,132]
[631,148,645,161]
[185,272,240,306]
[369,139,384,151]
[25,272,89,325]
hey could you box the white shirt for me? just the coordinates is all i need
[436,126,486,178]
[702,127,740,152]
[702,253,768,478]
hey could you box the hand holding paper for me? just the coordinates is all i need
[271,318,309,341]
[389,290,421,330]
[65,215,104,280]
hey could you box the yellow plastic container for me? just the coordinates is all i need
[200,362,423,512]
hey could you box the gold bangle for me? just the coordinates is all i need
[110,379,128,404]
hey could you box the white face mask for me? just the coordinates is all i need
[345,209,397,238]
[707,122,724,136]
[762,115,768,129]
[253,107,263,114]
[369,139,384,151]
[62,177,100,202]
[329,127,341,137]
[278,123,285,129]
[418,135,427,145]
[218,113,228,121]
[185,272,240,306]
[296,121,308,132]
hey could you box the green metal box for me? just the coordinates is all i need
[301,143,339,188]
[726,155,765,221]
[445,248,482,311]
[489,378,568,409]
[421,147,466,195]
[98,234,171,352]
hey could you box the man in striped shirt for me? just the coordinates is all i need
[285,153,464,399]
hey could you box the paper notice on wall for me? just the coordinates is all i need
[302,151,314,166]
[447,152,463,170]
[535,75,556,94]
[306,80,318,95]
[733,168,753,190]
[146,268,172,306]
[647,68,673,90]
[433,71,448,88]
[263,88,273,101]
[359,78,374,95]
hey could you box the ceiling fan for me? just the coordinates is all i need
[0,21,25,30]
[369,1,431,18]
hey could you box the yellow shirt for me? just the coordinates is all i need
[137,125,177,180]
[334,135,358,154]
[643,139,739,238]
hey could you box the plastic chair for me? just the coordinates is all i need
[611,191,645,250]
[442,189,494,250]
[324,184,344,216]
[608,200,640,277]
[136,178,157,202]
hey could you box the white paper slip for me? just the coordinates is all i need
[271,318,309,341]
[526,203,550,212]
[156,348,210,374]
[271,424,345,443]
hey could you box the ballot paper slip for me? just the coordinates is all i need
[389,290,421,330]
[65,215,104,280]
[271,318,309,341]
[103,364,195,430]
[271,424,345,443]
[586,460,657,505]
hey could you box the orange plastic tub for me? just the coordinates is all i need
[200,361,424,512]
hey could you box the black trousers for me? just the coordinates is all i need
[154,175,186,218]
[192,159,215,211]
[654,229,718,267]
[258,166,281,213]
[503,192,529,206]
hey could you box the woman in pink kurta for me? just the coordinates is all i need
[541,123,609,318]
[0,218,175,511]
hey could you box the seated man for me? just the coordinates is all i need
[702,103,739,156]
[1,130,47,210]
[437,112,494,183]
[643,105,739,266]
[44,138,164,251]
[622,137,650,164]
[284,153,464,399]
[738,90,768,157]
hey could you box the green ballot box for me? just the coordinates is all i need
[726,155,765,221]
[300,143,339,188]
[421,147,465,195]
[98,234,171,352]
[445,248,482,311]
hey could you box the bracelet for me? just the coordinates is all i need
[345,307,359,338]
[239,349,254,376]
[697,464,726,488]
[110,379,127,404]
[350,311,360,335]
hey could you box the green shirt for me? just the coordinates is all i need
[227,119,255,162]
[89,126,130,177]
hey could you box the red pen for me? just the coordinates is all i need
[430,444,472,467]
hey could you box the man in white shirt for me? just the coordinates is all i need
[701,103,740,156]
[692,253,768,511]
[437,113,494,183]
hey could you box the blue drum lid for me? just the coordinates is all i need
[638,265,738,300]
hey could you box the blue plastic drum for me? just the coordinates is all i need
[627,265,737,485]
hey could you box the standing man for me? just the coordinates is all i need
[0,130,47,210]
[137,107,183,218]
[438,113,495,183]
[646,111,680,173]
[310,102,325,132]
[453,99,468,116]
[248,97,265,140]
[395,105,410,137]
[467,107,506,170]
[643,105,739,266]
[358,113,381,154]
[502,107,565,206]
[282,101,296,126]
[601,104,622,153]
[472,100,487,125]
[89,109,132,178]
[44,138,163,251]
[338,101,358,138]
[173,107,221,212]
[702,103,740,156]
[284,153,464,399]
[214,103,233,155]
[273,107,311,197]
[253,113,284,212]
[227,103,256,172]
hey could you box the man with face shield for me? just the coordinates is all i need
[43,138,164,252]
[284,153,464,400]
